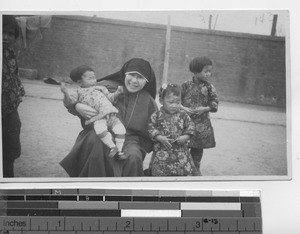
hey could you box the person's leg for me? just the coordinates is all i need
[3,158,15,177]
[60,128,115,177]
[93,119,117,157]
[2,109,21,177]
[190,147,204,175]
[121,139,145,176]
[110,117,126,155]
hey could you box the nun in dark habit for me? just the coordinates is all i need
[60,58,158,177]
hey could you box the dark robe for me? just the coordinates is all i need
[60,80,157,177]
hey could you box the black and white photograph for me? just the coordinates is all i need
[1,10,290,181]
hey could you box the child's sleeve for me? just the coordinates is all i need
[208,84,219,113]
[14,51,25,97]
[95,85,120,104]
[62,88,79,108]
[147,112,161,141]
[182,112,195,137]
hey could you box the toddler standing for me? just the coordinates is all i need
[181,56,219,175]
[61,65,126,158]
[148,83,197,176]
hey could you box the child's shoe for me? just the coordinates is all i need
[108,146,118,158]
[117,151,127,160]
[193,161,202,176]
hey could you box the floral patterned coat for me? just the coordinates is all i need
[181,77,219,149]
[2,47,25,115]
[148,108,197,176]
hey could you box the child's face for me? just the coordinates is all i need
[124,72,147,93]
[3,26,16,48]
[79,71,97,87]
[161,92,181,114]
[194,65,213,81]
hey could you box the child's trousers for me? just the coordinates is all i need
[93,114,126,152]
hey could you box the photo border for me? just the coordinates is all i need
[0,9,292,183]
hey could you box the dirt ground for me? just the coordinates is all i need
[13,79,288,178]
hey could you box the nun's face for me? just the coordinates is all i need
[124,72,147,93]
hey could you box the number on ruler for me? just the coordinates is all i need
[125,220,131,229]
[204,218,218,224]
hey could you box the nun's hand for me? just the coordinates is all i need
[75,103,98,119]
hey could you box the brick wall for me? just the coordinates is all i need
[18,15,286,107]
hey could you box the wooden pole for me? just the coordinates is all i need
[271,14,278,36]
[162,15,171,85]
[209,14,212,30]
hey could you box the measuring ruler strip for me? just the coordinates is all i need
[0,195,260,203]
[0,189,260,197]
[0,189,262,233]
[0,216,262,232]
[2,201,242,210]
[0,202,260,217]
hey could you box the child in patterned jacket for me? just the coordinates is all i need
[148,83,198,176]
[61,65,126,158]
[181,56,219,175]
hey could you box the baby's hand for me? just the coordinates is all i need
[60,82,68,93]
[156,135,173,150]
[117,86,124,94]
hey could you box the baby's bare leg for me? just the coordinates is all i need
[94,119,117,158]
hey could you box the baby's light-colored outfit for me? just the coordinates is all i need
[64,85,126,155]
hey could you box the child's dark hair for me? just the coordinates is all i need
[3,15,20,39]
[70,65,94,82]
[159,83,181,99]
[189,56,213,73]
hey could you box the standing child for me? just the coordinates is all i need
[148,83,197,176]
[61,65,126,158]
[181,56,219,175]
[2,15,25,177]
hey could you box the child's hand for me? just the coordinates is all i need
[117,86,124,94]
[175,135,190,144]
[193,106,210,116]
[155,135,173,150]
[181,105,194,115]
[60,82,68,93]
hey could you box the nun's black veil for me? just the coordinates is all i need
[98,58,157,99]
